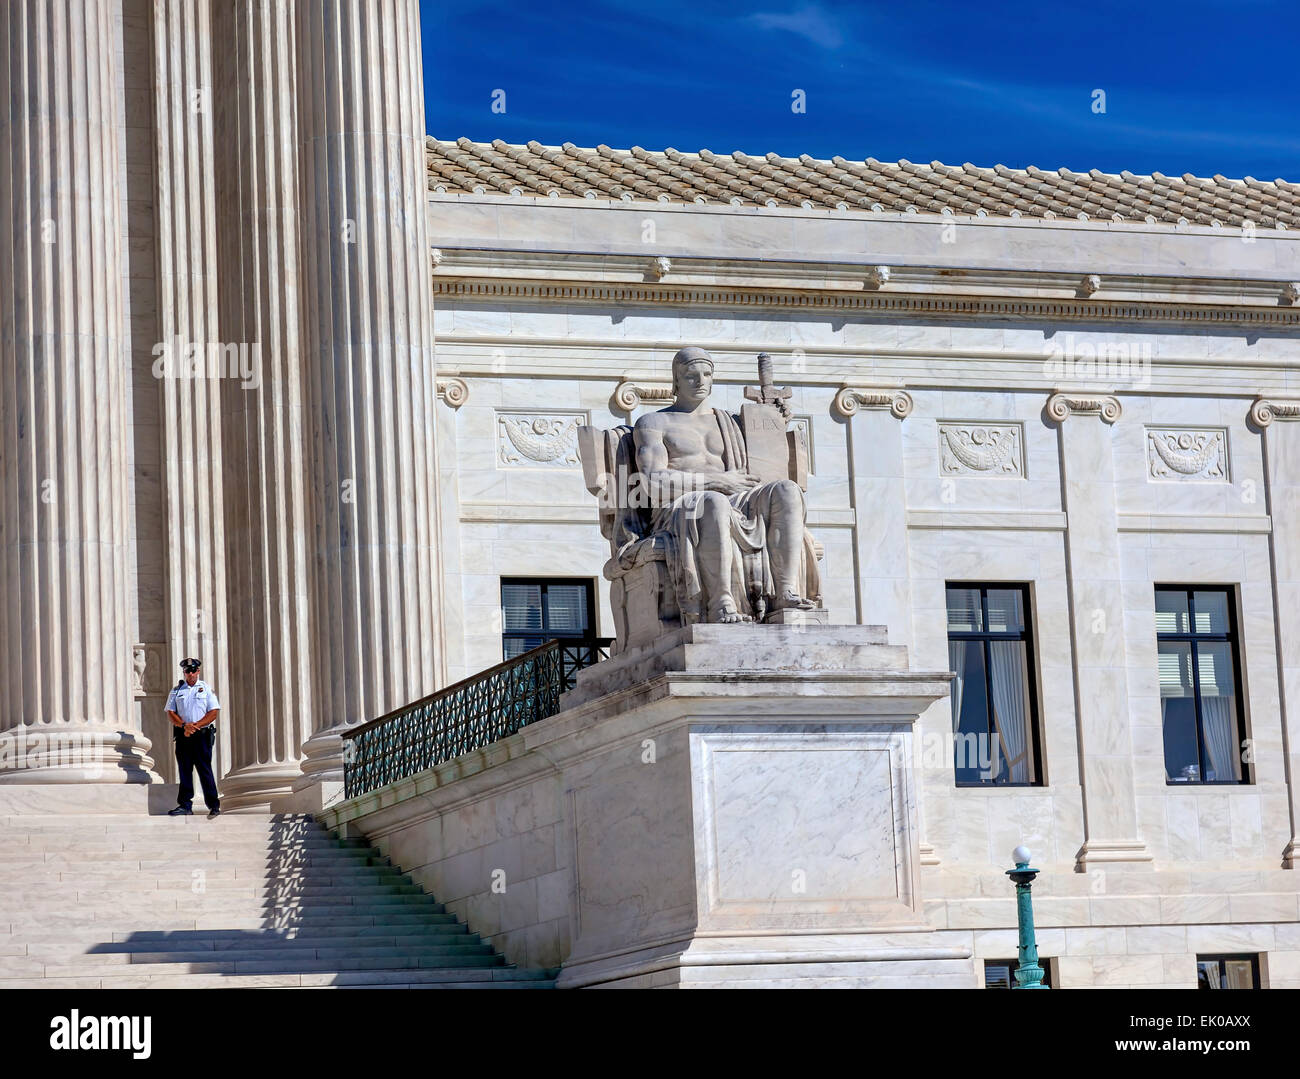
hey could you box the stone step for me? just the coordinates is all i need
[18,930,483,955]
[0,841,368,855]
[3,949,500,977]
[4,924,477,948]
[4,853,392,870]
[0,829,356,841]
[7,844,379,861]
[14,942,495,970]
[3,886,432,905]
[0,967,555,989]
[2,909,462,933]
[20,953,507,978]
[0,817,319,834]
[8,898,447,921]
[0,814,541,989]
[4,865,412,884]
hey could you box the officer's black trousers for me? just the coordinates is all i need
[174,728,220,812]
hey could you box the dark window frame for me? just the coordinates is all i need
[1155,584,1250,786]
[1196,953,1261,989]
[500,577,600,661]
[946,582,1045,788]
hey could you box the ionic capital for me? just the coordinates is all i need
[1249,396,1300,428]
[614,380,674,412]
[832,385,913,420]
[1046,391,1122,424]
[436,377,469,408]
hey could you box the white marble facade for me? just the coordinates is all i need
[425,191,1300,986]
[4,0,1299,989]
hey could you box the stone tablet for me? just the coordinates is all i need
[740,401,791,484]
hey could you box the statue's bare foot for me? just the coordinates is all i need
[773,590,818,612]
[711,597,748,623]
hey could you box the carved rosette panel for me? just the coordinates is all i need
[1146,428,1227,482]
[496,412,585,468]
[938,423,1024,477]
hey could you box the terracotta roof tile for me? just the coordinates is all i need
[426,137,1298,228]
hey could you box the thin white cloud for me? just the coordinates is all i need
[747,4,843,49]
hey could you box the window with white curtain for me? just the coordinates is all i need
[1156,586,1248,785]
[945,584,1042,786]
[1197,954,1260,989]
[500,579,596,661]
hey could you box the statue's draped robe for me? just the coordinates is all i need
[623,408,821,623]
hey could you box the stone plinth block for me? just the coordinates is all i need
[326,624,975,988]
[554,625,970,988]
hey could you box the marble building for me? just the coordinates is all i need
[345,141,1300,987]
[3,1,1300,987]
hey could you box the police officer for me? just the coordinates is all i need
[165,658,222,817]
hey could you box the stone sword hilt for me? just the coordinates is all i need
[745,352,792,416]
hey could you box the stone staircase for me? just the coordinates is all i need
[0,812,555,989]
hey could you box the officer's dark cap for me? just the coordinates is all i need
[180,657,202,673]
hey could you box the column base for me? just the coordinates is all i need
[220,760,305,812]
[271,779,345,816]
[295,728,344,784]
[1282,839,1300,870]
[1074,838,1154,871]
[0,726,159,785]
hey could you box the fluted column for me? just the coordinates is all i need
[295,0,443,793]
[1047,393,1152,870]
[151,0,230,763]
[212,0,316,809]
[0,0,155,781]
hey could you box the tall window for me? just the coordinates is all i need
[1197,954,1260,989]
[1156,587,1247,784]
[946,584,1041,786]
[500,579,597,661]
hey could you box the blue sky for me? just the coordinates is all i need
[419,0,1300,179]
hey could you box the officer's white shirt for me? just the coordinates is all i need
[165,679,221,728]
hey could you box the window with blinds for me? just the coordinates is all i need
[500,579,597,661]
[1156,586,1248,785]
[984,957,1054,988]
[945,583,1043,787]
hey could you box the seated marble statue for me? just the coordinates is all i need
[631,346,821,625]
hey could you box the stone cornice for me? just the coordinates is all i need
[430,276,1300,328]
[1249,396,1300,427]
[1046,392,1123,424]
[436,377,469,407]
[833,386,914,420]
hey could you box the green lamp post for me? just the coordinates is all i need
[1007,844,1048,989]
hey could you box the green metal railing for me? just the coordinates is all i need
[341,638,611,799]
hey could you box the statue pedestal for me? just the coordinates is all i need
[553,624,974,988]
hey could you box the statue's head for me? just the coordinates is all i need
[671,346,715,405]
